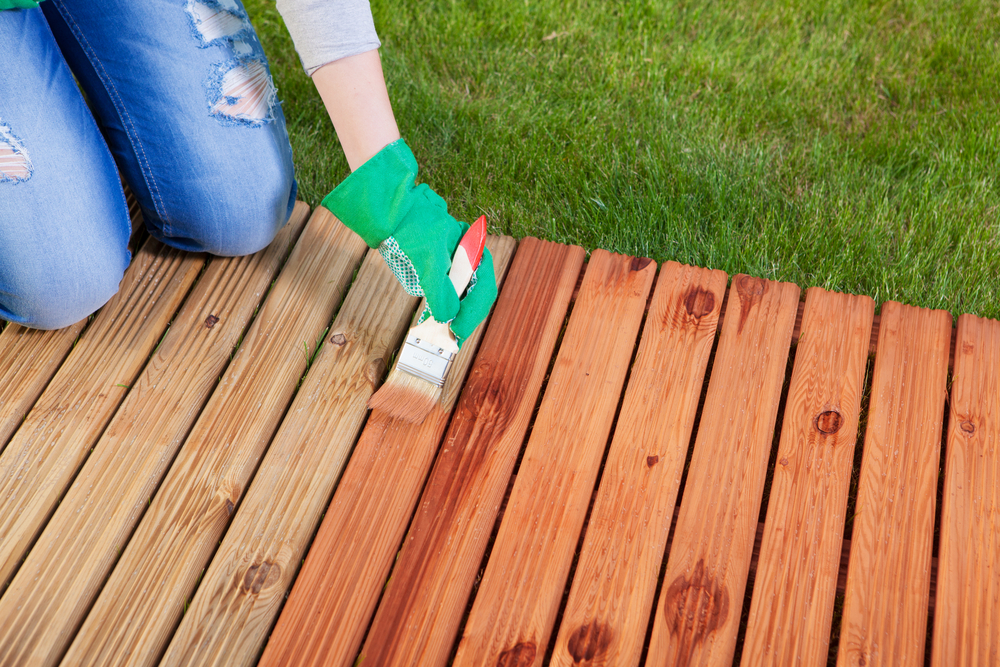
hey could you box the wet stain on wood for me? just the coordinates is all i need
[242,561,281,596]
[815,410,843,435]
[204,314,219,328]
[662,559,729,661]
[735,276,767,335]
[496,642,536,667]
[568,620,614,663]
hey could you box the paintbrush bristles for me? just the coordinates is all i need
[368,365,440,423]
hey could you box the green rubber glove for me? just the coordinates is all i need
[1,0,47,9]
[322,138,497,346]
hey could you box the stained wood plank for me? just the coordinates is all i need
[546,262,725,667]
[646,275,800,667]
[453,250,655,667]
[932,314,1000,667]
[741,287,874,667]
[0,238,204,592]
[62,208,368,667]
[0,203,309,667]
[0,322,85,454]
[256,237,516,667]
[837,301,951,667]
[357,238,585,667]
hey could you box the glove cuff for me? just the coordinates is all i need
[321,138,419,248]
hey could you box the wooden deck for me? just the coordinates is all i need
[0,202,997,667]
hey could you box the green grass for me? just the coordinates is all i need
[248,0,1000,319]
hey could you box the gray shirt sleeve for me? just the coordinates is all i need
[275,0,381,75]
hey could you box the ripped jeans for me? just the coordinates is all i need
[0,0,297,329]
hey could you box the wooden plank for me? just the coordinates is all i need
[837,301,951,667]
[62,207,368,667]
[453,250,656,667]
[646,275,800,667]
[0,322,85,454]
[741,287,874,667]
[932,314,1000,667]
[0,238,204,592]
[357,237,585,667]
[547,262,726,667]
[0,203,309,667]
[257,236,517,667]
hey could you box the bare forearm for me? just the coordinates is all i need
[311,49,400,171]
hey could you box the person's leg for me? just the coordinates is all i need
[0,8,132,330]
[41,0,298,257]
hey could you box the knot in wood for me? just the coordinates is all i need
[961,420,976,436]
[630,256,653,272]
[736,275,766,297]
[683,287,715,319]
[662,559,729,648]
[647,455,660,468]
[568,620,614,662]
[496,642,536,667]
[366,358,387,385]
[242,561,281,596]
[330,333,347,346]
[815,410,843,435]
[204,314,219,328]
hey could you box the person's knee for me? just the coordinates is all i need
[153,159,296,257]
[2,246,128,330]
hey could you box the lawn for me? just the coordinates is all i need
[247,0,1000,320]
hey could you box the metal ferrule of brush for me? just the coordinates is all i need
[396,332,455,387]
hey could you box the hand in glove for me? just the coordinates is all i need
[321,138,497,346]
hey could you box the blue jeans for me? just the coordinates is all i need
[0,0,297,329]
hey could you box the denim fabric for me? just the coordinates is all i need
[0,0,297,329]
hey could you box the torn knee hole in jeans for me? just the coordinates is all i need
[209,58,276,126]
[0,123,32,183]
[186,0,250,46]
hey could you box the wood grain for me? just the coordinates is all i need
[646,275,800,667]
[357,237,585,667]
[0,322,85,454]
[837,301,951,667]
[0,238,204,591]
[0,203,308,667]
[741,287,874,667]
[257,236,517,667]
[61,207,367,667]
[453,250,656,667]
[545,262,726,667]
[932,314,1000,667]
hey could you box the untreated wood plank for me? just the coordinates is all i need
[547,262,726,667]
[0,322,85,454]
[357,237,585,667]
[453,250,655,667]
[931,314,1000,667]
[741,287,874,667]
[0,203,309,667]
[646,275,800,667]
[62,207,367,667]
[837,301,951,667]
[256,236,517,667]
[0,238,204,592]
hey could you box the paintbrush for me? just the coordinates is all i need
[368,214,488,423]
